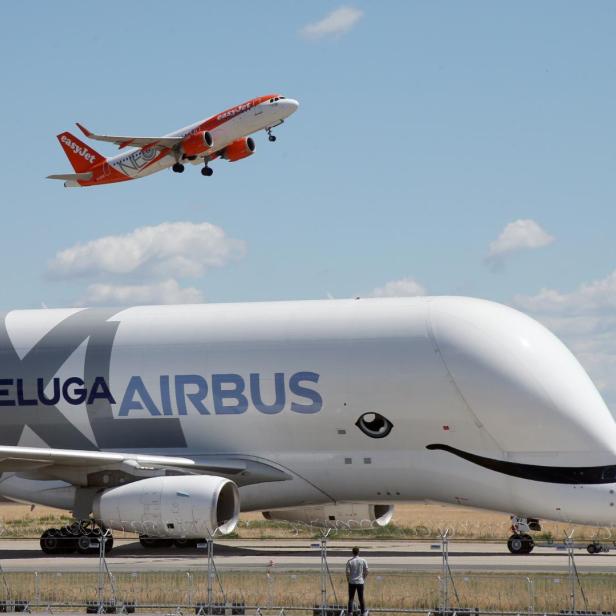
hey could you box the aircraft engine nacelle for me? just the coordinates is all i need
[222,137,255,162]
[182,131,214,157]
[93,475,239,538]
[263,503,394,529]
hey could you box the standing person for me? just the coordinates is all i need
[346,546,369,616]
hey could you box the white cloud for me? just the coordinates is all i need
[487,219,554,265]
[77,279,203,307]
[514,270,616,409]
[372,277,427,298]
[515,271,616,314]
[48,222,245,280]
[300,6,363,40]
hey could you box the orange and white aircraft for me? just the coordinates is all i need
[48,94,299,187]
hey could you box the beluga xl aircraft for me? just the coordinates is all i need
[47,94,299,187]
[0,296,614,556]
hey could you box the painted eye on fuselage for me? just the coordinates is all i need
[355,412,394,439]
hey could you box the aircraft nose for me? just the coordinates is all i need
[428,297,616,457]
[282,98,300,116]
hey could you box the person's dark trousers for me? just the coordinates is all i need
[348,583,365,615]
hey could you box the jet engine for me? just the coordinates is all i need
[222,137,255,162]
[93,475,239,538]
[182,131,214,157]
[263,503,394,529]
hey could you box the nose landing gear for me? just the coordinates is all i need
[507,533,535,554]
[201,165,213,176]
[172,162,185,173]
[266,127,277,142]
[507,515,539,554]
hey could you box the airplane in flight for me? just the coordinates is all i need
[0,296,615,556]
[47,94,299,187]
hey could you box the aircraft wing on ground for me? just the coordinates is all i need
[0,445,290,487]
[76,122,182,150]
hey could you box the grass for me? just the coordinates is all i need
[1,569,615,612]
[0,502,614,542]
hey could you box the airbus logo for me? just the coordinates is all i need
[0,371,323,416]
[60,135,96,163]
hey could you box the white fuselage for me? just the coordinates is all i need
[1,296,615,526]
[107,98,297,179]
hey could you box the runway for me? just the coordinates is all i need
[1,539,616,573]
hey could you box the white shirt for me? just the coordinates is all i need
[346,556,369,584]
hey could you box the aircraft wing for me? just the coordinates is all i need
[76,122,181,150]
[0,445,290,487]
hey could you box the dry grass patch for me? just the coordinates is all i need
[1,570,615,612]
[0,502,613,542]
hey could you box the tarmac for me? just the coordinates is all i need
[1,538,616,573]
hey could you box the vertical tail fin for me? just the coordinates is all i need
[56,131,105,173]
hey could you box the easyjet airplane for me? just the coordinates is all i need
[47,94,299,187]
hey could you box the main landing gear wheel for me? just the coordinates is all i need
[201,166,214,176]
[507,533,534,554]
[172,162,185,173]
[40,521,113,556]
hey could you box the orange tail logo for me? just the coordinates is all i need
[57,132,104,173]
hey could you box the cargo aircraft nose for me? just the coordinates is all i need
[428,296,616,461]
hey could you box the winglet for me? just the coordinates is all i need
[76,122,92,138]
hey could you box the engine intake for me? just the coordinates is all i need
[93,475,239,538]
[222,137,255,162]
[263,503,394,529]
[182,131,214,157]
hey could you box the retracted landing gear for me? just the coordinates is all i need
[40,520,113,555]
[172,162,185,173]
[507,515,540,554]
[266,127,277,142]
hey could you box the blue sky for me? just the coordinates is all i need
[1,2,616,403]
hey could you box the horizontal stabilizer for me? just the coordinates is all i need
[46,172,93,181]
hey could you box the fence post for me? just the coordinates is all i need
[439,529,450,612]
[526,577,534,614]
[187,571,193,608]
[34,571,39,606]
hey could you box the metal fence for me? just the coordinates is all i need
[0,570,615,614]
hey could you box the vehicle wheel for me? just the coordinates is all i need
[587,543,602,554]
[521,534,534,554]
[77,535,93,554]
[40,530,60,555]
[104,535,114,554]
[268,135,277,142]
[172,163,185,173]
[507,534,526,554]
[201,166,213,176]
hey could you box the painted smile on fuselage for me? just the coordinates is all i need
[427,443,616,484]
